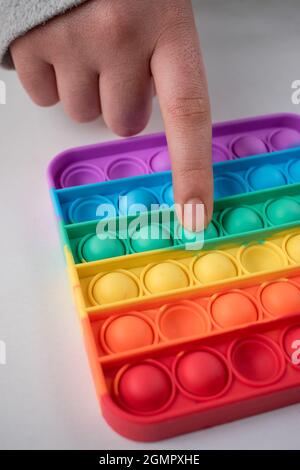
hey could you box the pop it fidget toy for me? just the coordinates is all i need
[49,114,300,441]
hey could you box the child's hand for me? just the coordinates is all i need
[11,0,213,230]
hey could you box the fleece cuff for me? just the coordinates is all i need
[0,0,89,67]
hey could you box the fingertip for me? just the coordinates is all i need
[108,116,149,137]
[67,107,101,124]
[175,195,213,233]
[32,93,59,108]
[173,166,214,232]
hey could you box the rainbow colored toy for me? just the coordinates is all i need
[48,113,300,441]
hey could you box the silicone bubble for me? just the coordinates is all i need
[214,175,247,199]
[282,325,300,365]
[102,314,155,353]
[150,150,171,172]
[210,291,259,328]
[288,160,300,183]
[285,234,300,263]
[239,243,286,274]
[116,361,174,414]
[60,163,105,188]
[158,302,210,340]
[178,221,218,243]
[89,271,140,305]
[130,224,173,253]
[68,195,113,223]
[266,198,300,226]
[260,281,300,317]
[232,136,268,158]
[162,184,174,206]
[175,350,230,399]
[143,262,190,294]
[221,206,264,235]
[213,145,230,163]
[79,234,126,262]
[204,222,219,240]
[247,165,286,191]
[177,226,201,244]
[229,336,285,386]
[270,129,300,150]
[193,252,238,284]
[119,188,159,215]
[107,158,148,180]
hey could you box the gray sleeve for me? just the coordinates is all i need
[0,0,88,68]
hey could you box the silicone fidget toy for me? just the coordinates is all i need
[48,114,300,441]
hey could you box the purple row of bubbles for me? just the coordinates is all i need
[48,115,300,190]
[59,149,171,189]
[213,128,300,162]
[61,129,300,189]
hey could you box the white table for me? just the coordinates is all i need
[0,0,299,450]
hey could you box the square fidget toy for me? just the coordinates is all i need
[48,113,300,441]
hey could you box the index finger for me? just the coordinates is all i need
[151,9,213,232]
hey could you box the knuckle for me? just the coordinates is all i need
[106,103,150,137]
[11,38,35,69]
[16,68,57,107]
[69,106,100,123]
[176,164,211,181]
[53,22,78,52]
[156,19,191,49]
[107,112,146,136]
[166,96,210,129]
[101,5,137,47]
[63,79,100,122]
[175,153,213,182]
[110,121,142,137]
[33,94,58,107]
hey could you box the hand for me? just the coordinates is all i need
[11,0,213,230]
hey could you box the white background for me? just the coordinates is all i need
[0,0,300,450]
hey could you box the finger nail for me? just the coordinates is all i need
[182,198,206,232]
